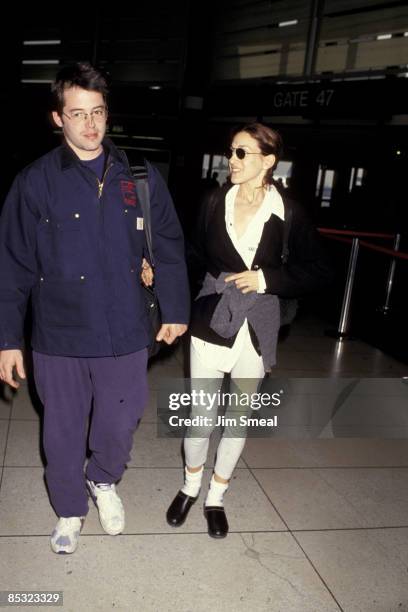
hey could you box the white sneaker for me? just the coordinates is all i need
[86,479,125,535]
[50,516,84,554]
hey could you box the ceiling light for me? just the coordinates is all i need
[22,60,59,65]
[23,40,61,45]
[278,20,298,28]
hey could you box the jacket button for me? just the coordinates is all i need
[124,209,128,214]
[253,265,259,270]
[74,213,80,219]
[40,277,44,282]
[80,275,85,281]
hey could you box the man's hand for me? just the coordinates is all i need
[225,270,259,294]
[156,324,187,345]
[141,258,154,287]
[0,349,26,389]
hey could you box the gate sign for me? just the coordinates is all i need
[209,78,407,119]
[272,88,334,109]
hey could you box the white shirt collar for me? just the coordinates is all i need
[225,183,285,222]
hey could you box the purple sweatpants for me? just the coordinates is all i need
[33,349,148,517]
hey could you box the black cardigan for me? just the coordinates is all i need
[188,184,333,347]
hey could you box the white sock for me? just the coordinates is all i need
[181,465,203,498]
[205,474,229,507]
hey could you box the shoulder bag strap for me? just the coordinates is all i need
[120,150,154,266]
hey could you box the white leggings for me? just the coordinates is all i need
[184,338,265,480]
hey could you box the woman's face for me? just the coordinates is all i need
[228,131,274,187]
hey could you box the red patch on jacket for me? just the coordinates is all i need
[120,181,137,207]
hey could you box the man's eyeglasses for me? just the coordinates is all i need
[225,147,262,160]
[62,107,108,124]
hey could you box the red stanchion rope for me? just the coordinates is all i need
[320,233,408,260]
[317,228,395,239]
[359,240,408,260]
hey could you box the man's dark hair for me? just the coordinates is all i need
[51,62,109,114]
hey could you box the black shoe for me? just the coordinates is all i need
[204,506,229,538]
[166,491,198,527]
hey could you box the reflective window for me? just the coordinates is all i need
[349,167,365,191]
[201,153,230,187]
[274,160,293,188]
[316,165,335,207]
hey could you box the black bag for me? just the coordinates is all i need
[279,205,298,326]
[142,285,162,358]
[127,157,163,358]
[279,296,298,326]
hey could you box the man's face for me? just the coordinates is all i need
[52,86,107,160]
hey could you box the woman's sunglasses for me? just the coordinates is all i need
[225,147,262,160]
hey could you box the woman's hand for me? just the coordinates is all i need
[141,258,154,287]
[225,270,259,294]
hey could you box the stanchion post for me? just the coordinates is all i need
[327,237,359,340]
[381,233,401,313]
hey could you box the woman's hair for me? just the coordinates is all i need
[51,62,109,114]
[230,122,283,186]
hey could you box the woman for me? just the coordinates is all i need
[165,123,331,538]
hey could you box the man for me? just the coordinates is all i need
[0,62,189,554]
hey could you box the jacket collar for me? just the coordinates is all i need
[59,137,124,170]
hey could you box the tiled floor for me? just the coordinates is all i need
[0,316,407,611]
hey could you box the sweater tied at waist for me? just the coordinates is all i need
[197,272,280,372]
